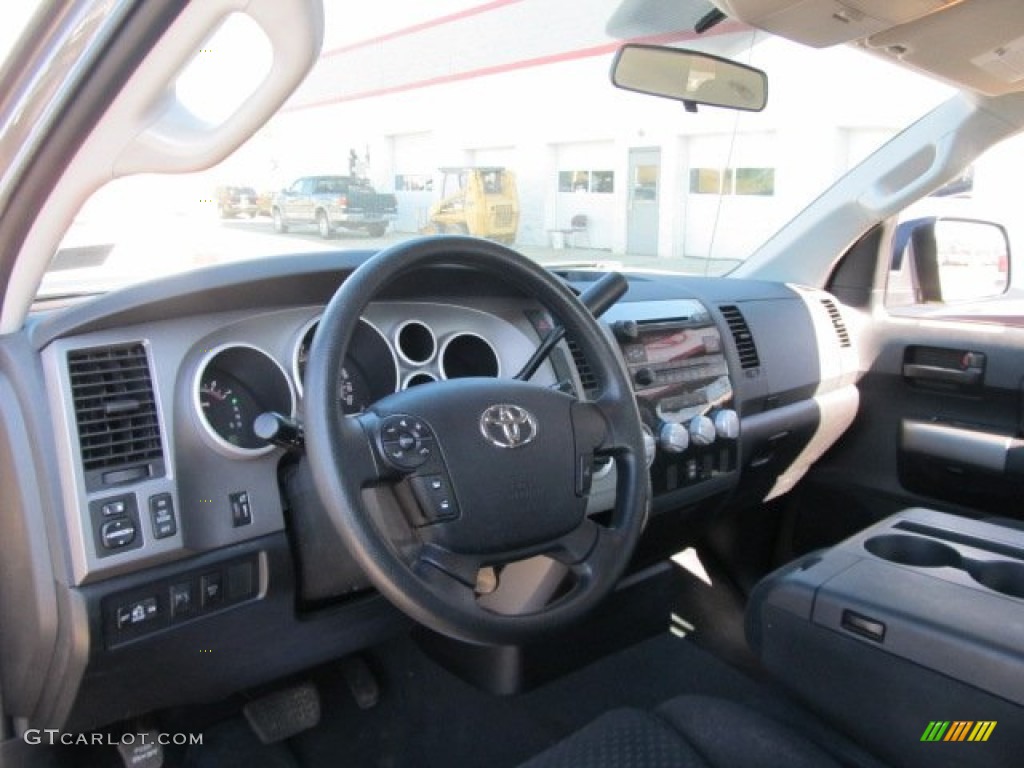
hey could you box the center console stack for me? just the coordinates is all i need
[749,508,1024,768]
[607,299,739,501]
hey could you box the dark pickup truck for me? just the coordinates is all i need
[271,175,398,238]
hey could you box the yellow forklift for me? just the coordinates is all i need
[422,167,519,243]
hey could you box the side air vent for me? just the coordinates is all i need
[821,298,851,348]
[68,343,164,489]
[719,305,761,370]
[566,336,600,398]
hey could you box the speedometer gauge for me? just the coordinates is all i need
[293,317,398,414]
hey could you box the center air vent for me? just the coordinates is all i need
[566,336,600,398]
[821,298,851,348]
[68,343,164,490]
[719,305,761,370]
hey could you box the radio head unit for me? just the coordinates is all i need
[617,317,732,425]
[609,303,739,494]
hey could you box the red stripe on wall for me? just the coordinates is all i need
[289,22,748,112]
[321,0,528,58]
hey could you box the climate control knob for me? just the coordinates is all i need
[658,421,690,454]
[688,415,716,447]
[713,409,740,440]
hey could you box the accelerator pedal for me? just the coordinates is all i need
[243,681,321,744]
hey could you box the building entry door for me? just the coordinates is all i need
[627,148,660,256]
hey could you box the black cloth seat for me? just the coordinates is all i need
[518,695,845,768]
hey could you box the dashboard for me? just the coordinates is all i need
[0,250,860,732]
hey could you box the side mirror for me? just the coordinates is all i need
[889,217,1009,306]
[610,44,767,112]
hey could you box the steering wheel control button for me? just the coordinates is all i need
[149,493,177,539]
[409,474,459,523]
[230,491,252,527]
[100,518,136,549]
[379,415,436,471]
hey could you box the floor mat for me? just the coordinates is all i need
[285,628,842,768]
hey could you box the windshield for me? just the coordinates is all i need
[40,0,954,299]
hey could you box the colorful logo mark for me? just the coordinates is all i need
[920,721,996,743]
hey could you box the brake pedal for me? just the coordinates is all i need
[341,655,380,710]
[243,681,321,744]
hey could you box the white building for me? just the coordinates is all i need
[235,0,953,264]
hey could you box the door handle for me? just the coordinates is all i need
[902,363,982,386]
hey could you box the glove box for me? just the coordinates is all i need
[747,507,1024,768]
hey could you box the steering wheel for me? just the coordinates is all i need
[304,236,649,644]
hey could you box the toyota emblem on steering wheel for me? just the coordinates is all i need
[479,404,538,449]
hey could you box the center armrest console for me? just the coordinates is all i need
[748,508,1024,768]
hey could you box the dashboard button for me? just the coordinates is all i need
[149,493,177,539]
[116,597,158,629]
[200,572,223,608]
[169,581,194,618]
[230,491,252,527]
[101,499,126,517]
[101,518,136,549]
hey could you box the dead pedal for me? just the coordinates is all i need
[341,655,380,710]
[243,681,321,744]
[116,726,163,768]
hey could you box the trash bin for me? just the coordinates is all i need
[549,230,566,249]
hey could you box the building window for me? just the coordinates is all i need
[734,168,774,195]
[689,167,774,196]
[591,171,614,193]
[689,168,727,194]
[558,170,614,193]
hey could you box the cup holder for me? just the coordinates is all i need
[966,560,1024,599]
[864,534,961,568]
[864,532,1024,600]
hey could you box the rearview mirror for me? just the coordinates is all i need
[610,44,767,112]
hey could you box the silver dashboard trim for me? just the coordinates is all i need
[43,336,183,586]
